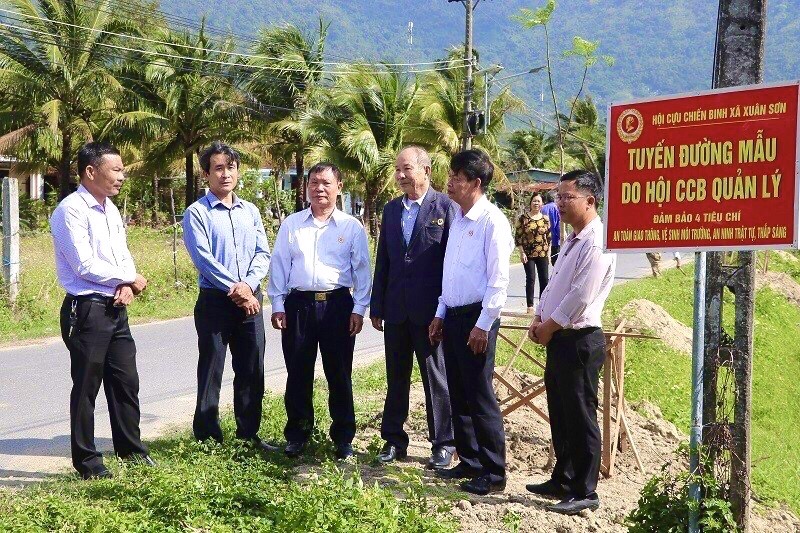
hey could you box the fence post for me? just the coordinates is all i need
[2,177,20,304]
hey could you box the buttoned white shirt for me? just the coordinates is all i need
[536,215,616,329]
[50,185,137,297]
[268,208,372,316]
[435,195,514,331]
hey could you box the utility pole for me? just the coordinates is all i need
[2,177,19,305]
[703,1,765,531]
[461,0,474,150]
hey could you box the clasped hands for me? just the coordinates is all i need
[527,316,558,346]
[228,282,260,316]
[113,273,147,307]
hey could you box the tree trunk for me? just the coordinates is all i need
[58,133,72,201]
[294,151,305,212]
[193,149,202,203]
[184,153,194,209]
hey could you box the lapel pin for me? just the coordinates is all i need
[437,218,444,226]
[468,230,474,237]
[338,235,344,243]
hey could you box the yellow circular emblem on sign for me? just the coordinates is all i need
[617,108,644,144]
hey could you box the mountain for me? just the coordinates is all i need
[159,0,800,121]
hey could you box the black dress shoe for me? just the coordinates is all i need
[435,462,482,480]
[335,443,354,461]
[377,443,407,463]
[461,474,506,495]
[284,441,306,458]
[525,478,569,499]
[426,447,454,469]
[547,494,600,515]
[246,437,282,453]
[82,464,113,480]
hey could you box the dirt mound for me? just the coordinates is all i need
[618,299,692,354]
[757,271,800,307]
[348,377,800,532]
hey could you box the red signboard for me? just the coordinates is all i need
[603,82,800,252]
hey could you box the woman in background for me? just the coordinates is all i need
[515,193,551,314]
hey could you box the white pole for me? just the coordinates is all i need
[2,177,20,304]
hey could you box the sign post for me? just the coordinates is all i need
[604,82,800,531]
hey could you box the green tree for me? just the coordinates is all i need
[103,23,254,208]
[504,126,548,171]
[246,21,327,212]
[0,0,138,199]
[303,66,417,235]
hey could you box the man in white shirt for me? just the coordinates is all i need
[526,170,616,515]
[50,142,152,479]
[268,162,371,461]
[429,149,514,495]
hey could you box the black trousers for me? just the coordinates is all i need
[59,295,148,476]
[442,304,506,482]
[545,327,605,497]
[193,288,266,442]
[381,320,454,452]
[550,245,561,266]
[523,257,549,307]
[282,289,356,445]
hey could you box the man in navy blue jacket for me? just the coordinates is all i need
[370,146,456,469]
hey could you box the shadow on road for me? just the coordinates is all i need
[0,435,112,456]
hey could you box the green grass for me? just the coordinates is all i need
[0,361,456,532]
[0,227,199,343]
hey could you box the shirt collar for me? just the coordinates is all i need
[77,184,104,210]
[205,190,243,209]
[401,188,428,210]
[462,194,490,221]
[302,207,346,225]
[568,215,602,242]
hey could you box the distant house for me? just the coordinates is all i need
[0,156,48,199]
[494,167,561,208]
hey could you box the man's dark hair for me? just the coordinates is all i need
[560,169,604,205]
[77,142,120,178]
[450,149,493,191]
[308,162,342,182]
[199,141,241,173]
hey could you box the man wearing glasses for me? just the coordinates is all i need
[525,170,616,515]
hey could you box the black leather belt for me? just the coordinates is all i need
[446,301,482,316]
[289,286,350,302]
[552,326,600,339]
[66,293,114,305]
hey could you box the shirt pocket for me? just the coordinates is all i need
[456,229,479,267]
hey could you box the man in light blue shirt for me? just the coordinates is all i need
[183,141,274,450]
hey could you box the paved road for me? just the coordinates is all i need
[0,251,678,482]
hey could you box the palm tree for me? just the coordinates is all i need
[303,66,418,235]
[407,48,525,189]
[504,126,548,171]
[556,96,605,176]
[0,0,138,199]
[103,23,255,208]
[246,21,327,212]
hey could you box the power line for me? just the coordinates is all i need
[2,2,468,69]
[0,19,465,76]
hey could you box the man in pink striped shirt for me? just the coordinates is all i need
[526,170,616,516]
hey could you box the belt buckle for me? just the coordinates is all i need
[315,292,327,302]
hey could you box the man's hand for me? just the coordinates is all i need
[527,315,542,343]
[130,273,147,295]
[467,326,489,355]
[228,282,254,305]
[349,314,364,336]
[238,295,260,316]
[113,284,134,307]
[271,312,287,330]
[428,317,444,346]
[370,316,384,331]
[534,319,559,347]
